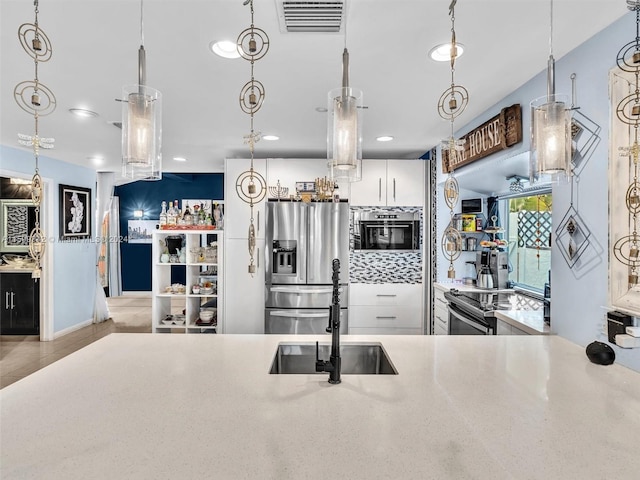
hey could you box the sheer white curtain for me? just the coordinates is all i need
[93,172,116,323]
[109,196,122,297]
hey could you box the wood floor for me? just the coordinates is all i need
[0,295,151,389]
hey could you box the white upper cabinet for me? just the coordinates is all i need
[350,159,424,206]
[224,158,267,239]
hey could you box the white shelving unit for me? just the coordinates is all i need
[151,230,224,334]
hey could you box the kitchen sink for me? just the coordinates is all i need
[269,342,398,375]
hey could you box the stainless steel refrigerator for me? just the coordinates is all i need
[265,200,349,334]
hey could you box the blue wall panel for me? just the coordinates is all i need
[114,173,224,291]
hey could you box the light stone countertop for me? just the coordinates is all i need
[2,334,639,479]
[495,309,550,335]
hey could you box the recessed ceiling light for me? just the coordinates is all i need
[263,135,279,141]
[210,40,240,59]
[87,156,104,165]
[173,156,187,162]
[376,136,394,142]
[315,107,328,113]
[428,43,464,62]
[69,108,98,118]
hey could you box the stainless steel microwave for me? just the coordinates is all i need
[353,211,420,251]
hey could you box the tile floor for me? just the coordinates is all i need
[0,295,151,389]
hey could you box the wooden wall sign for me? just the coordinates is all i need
[442,104,522,173]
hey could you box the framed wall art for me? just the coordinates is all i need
[59,184,91,240]
[0,199,36,253]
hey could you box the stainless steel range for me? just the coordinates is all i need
[444,289,542,335]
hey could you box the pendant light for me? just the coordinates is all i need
[529,0,572,183]
[122,0,162,181]
[328,1,362,183]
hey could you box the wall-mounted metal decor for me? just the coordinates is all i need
[235,0,268,276]
[610,0,640,314]
[437,0,469,279]
[554,74,599,268]
[13,0,55,279]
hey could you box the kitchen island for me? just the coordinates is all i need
[1,334,639,479]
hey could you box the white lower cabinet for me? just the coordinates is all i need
[224,237,265,333]
[497,319,529,335]
[349,283,423,334]
[433,287,450,335]
[152,230,223,334]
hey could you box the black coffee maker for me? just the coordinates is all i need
[543,270,551,325]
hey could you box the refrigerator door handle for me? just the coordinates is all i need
[270,286,333,294]
[270,311,329,318]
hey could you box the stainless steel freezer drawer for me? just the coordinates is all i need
[265,308,348,334]
[265,284,349,309]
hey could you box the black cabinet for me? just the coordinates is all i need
[0,272,40,335]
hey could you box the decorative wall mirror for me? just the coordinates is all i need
[610,67,640,314]
[0,199,37,253]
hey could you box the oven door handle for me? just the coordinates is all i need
[363,223,412,229]
[447,304,490,332]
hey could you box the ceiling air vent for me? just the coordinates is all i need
[276,1,344,33]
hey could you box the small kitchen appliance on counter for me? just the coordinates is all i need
[476,250,508,289]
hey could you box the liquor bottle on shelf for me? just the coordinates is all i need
[183,201,193,226]
[198,202,206,225]
[167,201,177,225]
[159,201,168,227]
[213,203,223,229]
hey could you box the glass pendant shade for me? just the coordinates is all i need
[122,84,162,181]
[328,86,362,182]
[530,93,571,182]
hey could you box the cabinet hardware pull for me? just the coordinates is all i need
[257,211,260,233]
[393,178,396,202]
[376,294,397,297]
[375,316,397,320]
[378,178,382,201]
[5,292,8,310]
[257,247,260,269]
[10,292,15,309]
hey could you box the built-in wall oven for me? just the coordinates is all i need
[353,211,420,251]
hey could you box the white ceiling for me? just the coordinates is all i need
[0,0,628,179]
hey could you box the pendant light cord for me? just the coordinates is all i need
[549,0,553,58]
[140,0,145,48]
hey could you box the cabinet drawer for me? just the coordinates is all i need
[350,283,422,307]
[433,291,449,310]
[349,327,421,335]
[433,306,449,334]
[350,305,421,329]
[433,323,448,335]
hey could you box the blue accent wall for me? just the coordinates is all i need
[114,173,224,291]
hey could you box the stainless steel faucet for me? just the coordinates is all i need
[315,258,342,384]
